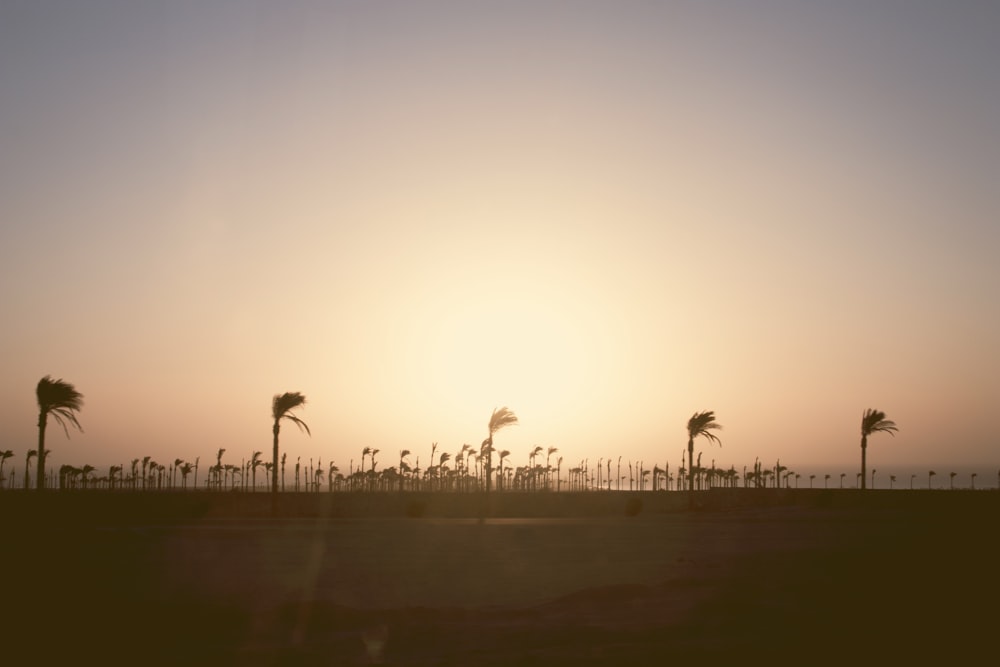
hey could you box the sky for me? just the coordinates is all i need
[1,1,998,481]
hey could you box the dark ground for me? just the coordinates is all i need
[2,489,997,664]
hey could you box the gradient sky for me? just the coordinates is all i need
[2,1,998,478]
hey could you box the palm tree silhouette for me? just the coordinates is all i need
[179,462,193,489]
[35,376,84,491]
[928,470,936,489]
[686,411,722,505]
[497,449,510,492]
[949,471,956,489]
[859,409,897,490]
[271,392,310,496]
[0,450,13,488]
[485,407,518,494]
[398,450,411,491]
[250,451,263,491]
[24,449,38,490]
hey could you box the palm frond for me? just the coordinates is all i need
[273,392,310,435]
[37,376,84,437]
[273,392,307,419]
[687,411,723,446]
[861,408,898,436]
[488,406,518,434]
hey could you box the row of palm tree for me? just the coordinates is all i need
[23,375,985,497]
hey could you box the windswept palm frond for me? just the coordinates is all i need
[273,392,311,434]
[687,411,723,447]
[37,376,84,437]
[488,406,518,435]
[861,409,898,437]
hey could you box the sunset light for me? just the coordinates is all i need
[1,1,997,480]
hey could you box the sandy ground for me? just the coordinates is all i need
[3,497,997,664]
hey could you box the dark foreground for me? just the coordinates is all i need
[2,490,997,664]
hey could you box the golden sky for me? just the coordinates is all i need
[1,1,998,479]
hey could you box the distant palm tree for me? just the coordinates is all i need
[686,411,722,504]
[949,472,957,490]
[928,470,936,489]
[398,450,411,492]
[80,464,95,490]
[889,474,896,489]
[179,462,193,489]
[0,450,13,489]
[271,392,310,496]
[170,459,184,487]
[497,450,510,492]
[486,407,518,494]
[24,449,38,490]
[971,473,977,490]
[250,451,263,491]
[859,409,897,490]
[35,376,84,491]
[910,473,916,489]
[824,473,830,489]
[546,447,558,490]
[840,473,845,489]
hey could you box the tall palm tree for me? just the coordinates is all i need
[859,409,897,490]
[35,376,84,491]
[686,411,722,503]
[271,392,310,496]
[486,407,518,494]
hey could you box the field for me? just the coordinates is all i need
[3,489,997,664]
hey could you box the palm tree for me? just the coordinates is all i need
[35,376,84,491]
[497,450,510,492]
[971,473,977,490]
[179,462,193,489]
[889,474,896,490]
[928,470,936,489]
[949,471,957,490]
[859,409,897,490]
[546,447,558,490]
[250,451,263,491]
[398,450,410,492]
[24,449,38,490]
[271,392,310,496]
[0,450,13,489]
[486,407,518,494]
[686,411,722,504]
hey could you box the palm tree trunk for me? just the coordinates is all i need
[860,436,867,490]
[272,422,280,495]
[687,438,695,506]
[36,412,47,491]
